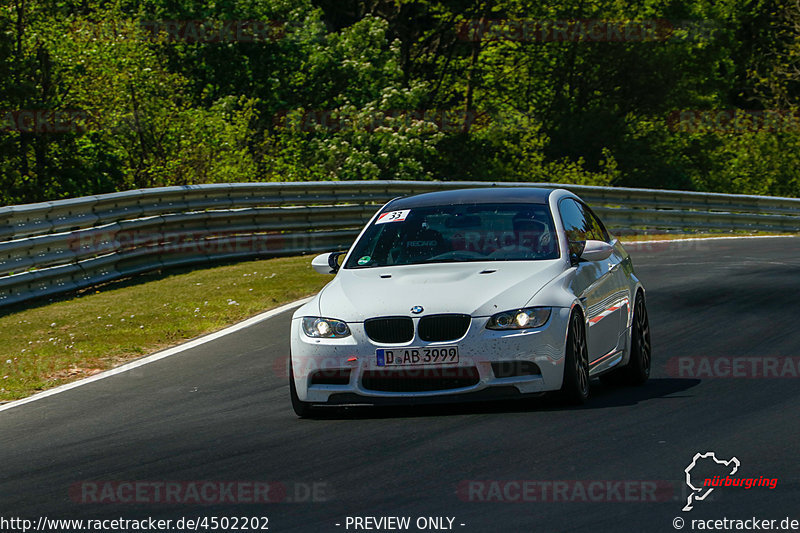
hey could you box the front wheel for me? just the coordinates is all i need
[559,312,590,405]
[289,359,315,417]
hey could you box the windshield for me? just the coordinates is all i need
[345,203,559,268]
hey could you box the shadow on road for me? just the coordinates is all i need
[299,377,702,420]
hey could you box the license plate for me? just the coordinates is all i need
[376,346,459,367]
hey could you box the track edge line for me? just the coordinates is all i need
[0,297,312,413]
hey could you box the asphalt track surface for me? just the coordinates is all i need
[1,237,798,533]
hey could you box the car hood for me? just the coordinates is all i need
[315,260,564,322]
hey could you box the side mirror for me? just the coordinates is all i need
[311,252,346,274]
[580,240,614,262]
[568,240,586,264]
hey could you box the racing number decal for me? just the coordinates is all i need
[375,210,411,224]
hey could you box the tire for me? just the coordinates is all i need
[602,292,651,386]
[289,359,315,417]
[623,292,652,385]
[559,311,590,405]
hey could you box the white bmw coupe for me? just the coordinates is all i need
[289,187,651,416]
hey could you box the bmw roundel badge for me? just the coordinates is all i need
[410,306,424,314]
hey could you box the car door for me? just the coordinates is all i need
[559,198,624,362]
[583,203,631,354]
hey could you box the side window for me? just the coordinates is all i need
[583,204,610,243]
[559,199,589,246]
[559,199,609,257]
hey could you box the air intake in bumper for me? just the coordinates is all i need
[310,369,351,386]
[361,367,480,392]
[491,361,542,378]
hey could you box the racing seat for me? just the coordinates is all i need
[512,217,555,257]
[397,221,449,263]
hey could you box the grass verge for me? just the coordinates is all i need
[0,255,329,402]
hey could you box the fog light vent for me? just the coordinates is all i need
[491,361,541,378]
[310,368,351,386]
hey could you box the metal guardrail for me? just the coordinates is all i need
[0,181,798,309]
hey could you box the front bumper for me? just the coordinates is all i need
[289,308,571,404]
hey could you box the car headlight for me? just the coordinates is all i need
[302,317,351,338]
[486,307,551,330]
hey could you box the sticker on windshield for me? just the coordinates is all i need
[375,209,410,224]
[357,255,371,265]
